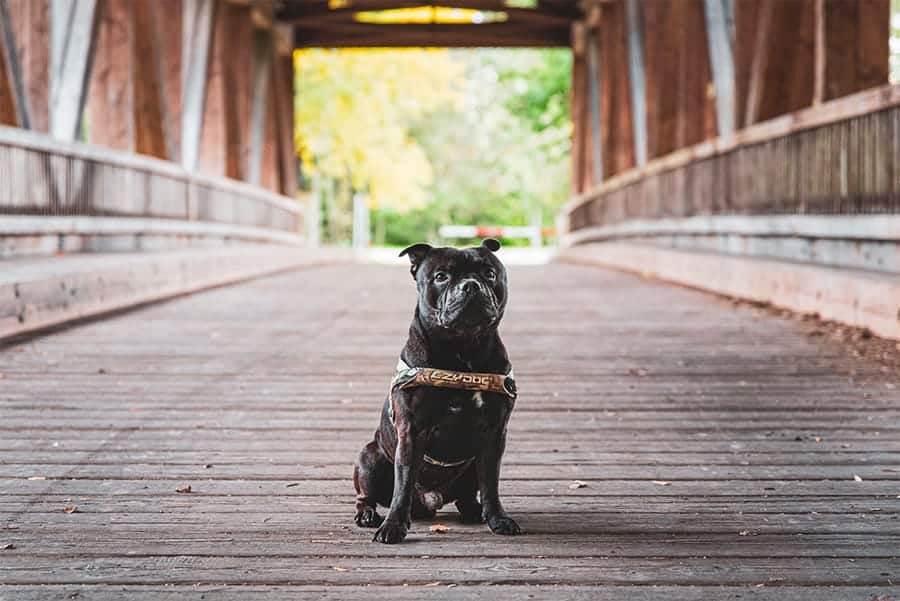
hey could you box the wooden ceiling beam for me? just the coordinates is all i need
[278,0,580,22]
[293,20,571,47]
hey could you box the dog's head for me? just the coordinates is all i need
[400,239,508,337]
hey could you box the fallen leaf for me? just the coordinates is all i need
[332,566,349,572]
[63,505,78,514]
[2,543,14,550]
[175,486,192,494]
[652,480,672,486]
[853,475,863,482]
[429,524,450,533]
[568,480,589,489]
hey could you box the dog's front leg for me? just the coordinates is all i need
[477,426,521,535]
[373,415,422,544]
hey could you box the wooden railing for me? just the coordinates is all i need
[0,125,305,236]
[564,84,900,235]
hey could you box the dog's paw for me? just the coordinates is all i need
[355,506,384,528]
[486,514,521,535]
[372,520,408,544]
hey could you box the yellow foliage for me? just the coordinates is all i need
[294,49,464,210]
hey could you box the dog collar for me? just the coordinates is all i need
[391,358,517,399]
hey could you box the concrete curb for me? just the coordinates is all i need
[0,246,352,341]
[558,242,900,341]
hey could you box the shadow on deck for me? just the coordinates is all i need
[1,262,899,600]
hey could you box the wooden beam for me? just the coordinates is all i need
[49,0,99,140]
[132,0,169,159]
[150,0,182,162]
[259,60,281,194]
[704,0,735,137]
[198,2,249,180]
[570,21,589,194]
[87,0,133,151]
[624,0,646,167]
[0,0,31,127]
[272,53,297,196]
[817,0,889,102]
[181,0,215,171]
[676,0,716,146]
[742,0,772,126]
[586,28,602,184]
[600,0,634,177]
[6,0,50,132]
[294,21,571,47]
[248,29,273,186]
[739,0,815,127]
[642,0,679,158]
[279,0,580,22]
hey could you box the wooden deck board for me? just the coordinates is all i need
[1,263,899,598]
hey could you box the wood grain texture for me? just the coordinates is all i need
[0,262,898,598]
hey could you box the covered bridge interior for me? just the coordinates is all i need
[1,1,900,599]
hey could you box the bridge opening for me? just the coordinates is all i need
[293,47,571,248]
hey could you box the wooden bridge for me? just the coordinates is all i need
[1,1,900,599]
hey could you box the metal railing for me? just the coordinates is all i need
[0,125,305,236]
[564,84,900,234]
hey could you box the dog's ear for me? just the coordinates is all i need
[481,238,501,252]
[399,243,432,277]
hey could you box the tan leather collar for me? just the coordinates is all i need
[392,358,517,399]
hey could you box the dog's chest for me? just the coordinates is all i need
[446,391,486,416]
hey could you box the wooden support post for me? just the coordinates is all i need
[7,0,49,132]
[677,0,717,147]
[259,63,281,193]
[570,22,588,194]
[642,1,678,158]
[586,27,603,184]
[704,0,735,137]
[624,0,646,167]
[49,0,99,140]
[0,0,31,127]
[815,0,889,103]
[248,29,273,186]
[273,51,297,196]
[737,0,815,127]
[600,0,635,178]
[132,0,169,159]
[152,0,182,162]
[87,0,133,150]
[198,1,252,180]
[181,0,215,171]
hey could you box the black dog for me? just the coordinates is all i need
[353,239,520,544]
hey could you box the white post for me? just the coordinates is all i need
[352,193,370,250]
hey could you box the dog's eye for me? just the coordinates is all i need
[433,271,449,283]
[483,268,497,281]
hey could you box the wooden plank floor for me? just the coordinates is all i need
[1,262,899,600]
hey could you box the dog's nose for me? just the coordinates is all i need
[462,280,479,295]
